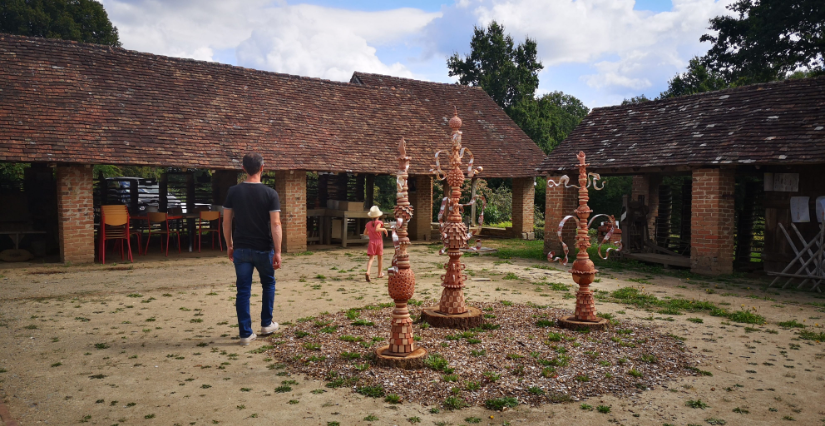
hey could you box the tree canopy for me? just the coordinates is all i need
[0,0,120,46]
[659,57,729,99]
[447,21,588,155]
[509,92,589,154]
[700,0,824,84]
[447,21,543,111]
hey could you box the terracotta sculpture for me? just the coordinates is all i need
[375,138,427,367]
[420,109,485,329]
[548,151,622,329]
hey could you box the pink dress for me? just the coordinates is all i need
[366,220,384,256]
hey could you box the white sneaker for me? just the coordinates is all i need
[260,322,279,336]
[239,332,257,346]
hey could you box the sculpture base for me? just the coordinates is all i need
[420,306,483,330]
[374,346,427,369]
[557,316,609,331]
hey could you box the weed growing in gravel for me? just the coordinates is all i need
[385,394,401,404]
[597,405,611,413]
[686,399,709,409]
[356,385,385,398]
[485,397,518,411]
[443,396,468,410]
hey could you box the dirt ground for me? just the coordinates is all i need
[0,242,823,426]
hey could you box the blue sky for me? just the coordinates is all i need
[100,0,733,108]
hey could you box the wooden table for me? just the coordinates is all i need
[306,209,375,247]
[0,229,46,250]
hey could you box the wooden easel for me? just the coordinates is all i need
[768,219,824,292]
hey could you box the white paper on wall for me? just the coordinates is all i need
[773,173,800,192]
[816,196,825,223]
[791,196,810,223]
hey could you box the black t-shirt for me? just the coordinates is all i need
[223,183,280,251]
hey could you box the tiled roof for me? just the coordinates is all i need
[352,72,545,178]
[538,76,825,174]
[0,34,538,177]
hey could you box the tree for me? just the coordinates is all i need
[621,95,652,105]
[508,92,589,154]
[447,21,543,111]
[659,57,730,99]
[0,0,120,46]
[700,0,825,84]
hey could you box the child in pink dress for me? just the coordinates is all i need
[364,206,388,282]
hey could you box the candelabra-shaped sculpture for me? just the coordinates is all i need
[375,138,427,369]
[547,151,622,331]
[420,109,485,329]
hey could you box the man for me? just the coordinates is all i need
[222,153,282,345]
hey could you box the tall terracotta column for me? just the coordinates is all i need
[375,139,427,368]
[420,110,483,329]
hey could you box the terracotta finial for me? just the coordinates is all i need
[449,107,462,130]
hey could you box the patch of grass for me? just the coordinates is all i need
[686,366,713,376]
[338,335,362,342]
[356,385,385,398]
[94,343,110,350]
[470,349,486,357]
[528,386,545,395]
[628,369,642,378]
[274,385,292,393]
[688,317,704,323]
[443,396,468,410]
[641,354,658,363]
[547,332,563,342]
[597,405,611,414]
[727,310,765,324]
[385,394,401,404]
[464,417,481,424]
[351,319,375,327]
[424,354,450,372]
[686,399,709,409]
[302,342,321,351]
[483,371,500,382]
[485,397,518,411]
[407,416,421,424]
[799,330,825,341]
[340,351,360,360]
[778,319,805,328]
[503,272,519,280]
[363,414,378,421]
[535,319,554,328]
[705,418,727,425]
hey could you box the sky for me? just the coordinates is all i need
[98,0,735,108]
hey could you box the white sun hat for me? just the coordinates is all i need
[368,206,384,218]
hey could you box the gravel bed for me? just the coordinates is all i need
[266,301,704,409]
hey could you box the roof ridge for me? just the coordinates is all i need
[352,71,486,91]
[592,75,825,112]
[0,33,377,89]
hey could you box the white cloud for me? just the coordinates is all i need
[101,0,440,80]
[422,0,735,93]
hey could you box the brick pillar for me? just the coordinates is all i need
[408,175,433,241]
[690,168,735,275]
[56,165,94,264]
[274,171,307,253]
[630,174,660,241]
[544,176,578,257]
[212,170,238,205]
[511,177,535,239]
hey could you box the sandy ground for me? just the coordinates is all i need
[0,242,823,426]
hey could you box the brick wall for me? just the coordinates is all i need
[544,176,578,256]
[56,165,94,264]
[690,168,735,275]
[274,171,307,253]
[511,177,535,238]
[408,175,433,241]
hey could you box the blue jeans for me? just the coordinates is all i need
[233,248,276,338]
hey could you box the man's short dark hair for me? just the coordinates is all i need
[243,153,264,174]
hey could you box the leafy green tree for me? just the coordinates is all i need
[447,21,543,111]
[659,57,730,99]
[0,0,120,46]
[621,95,652,105]
[700,0,825,84]
[508,92,589,154]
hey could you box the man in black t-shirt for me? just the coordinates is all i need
[222,153,282,346]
